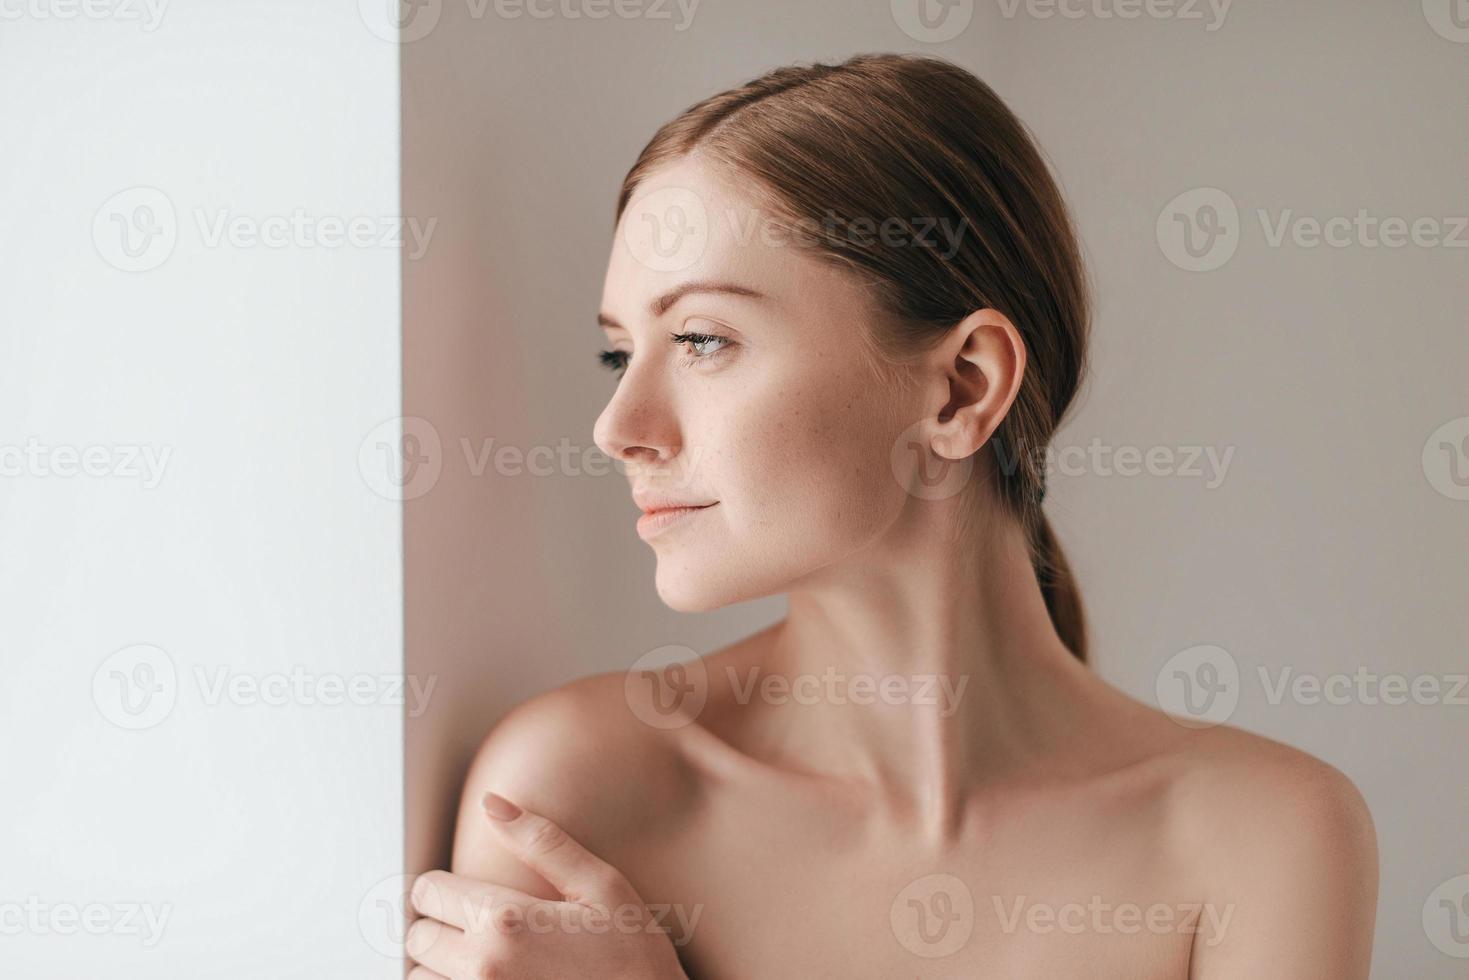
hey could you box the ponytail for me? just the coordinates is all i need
[1032,513,1087,663]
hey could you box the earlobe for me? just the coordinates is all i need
[930,420,977,461]
[930,429,957,461]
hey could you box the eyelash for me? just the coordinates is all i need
[597,330,735,377]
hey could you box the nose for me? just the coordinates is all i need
[592,360,681,467]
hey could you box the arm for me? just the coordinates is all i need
[406,678,694,979]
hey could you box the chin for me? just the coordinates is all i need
[652,552,782,612]
[653,568,732,613]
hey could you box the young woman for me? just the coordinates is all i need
[405,53,1378,979]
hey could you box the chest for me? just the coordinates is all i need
[620,787,1200,980]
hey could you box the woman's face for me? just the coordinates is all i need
[593,154,931,611]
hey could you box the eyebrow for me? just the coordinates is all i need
[597,280,768,331]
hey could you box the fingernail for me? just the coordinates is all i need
[482,791,522,821]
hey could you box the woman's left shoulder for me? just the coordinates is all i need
[1146,722,1379,952]
[1159,722,1377,853]
[1134,721,1381,972]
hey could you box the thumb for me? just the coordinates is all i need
[481,792,636,907]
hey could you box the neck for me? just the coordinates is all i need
[742,493,1102,842]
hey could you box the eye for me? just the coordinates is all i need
[596,327,735,380]
[597,349,629,377]
[670,330,734,362]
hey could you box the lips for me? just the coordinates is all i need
[632,491,718,515]
[634,500,718,540]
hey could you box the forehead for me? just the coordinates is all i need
[601,153,826,319]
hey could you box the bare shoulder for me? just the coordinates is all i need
[1148,719,1379,975]
[449,668,700,897]
[1158,721,1378,866]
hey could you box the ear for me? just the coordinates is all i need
[926,308,1026,461]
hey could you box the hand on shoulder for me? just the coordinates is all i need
[449,671,696,898]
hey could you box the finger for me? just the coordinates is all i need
[481,792,637,906]
[404,917,478,979]
[411,869,535,936]
[407,967,448,980]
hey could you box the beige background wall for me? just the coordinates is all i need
[403,2,1469,974]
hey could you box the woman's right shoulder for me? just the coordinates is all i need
[450,668,702,894]
[469,669,698,799]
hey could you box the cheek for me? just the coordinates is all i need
[708,366,906,548]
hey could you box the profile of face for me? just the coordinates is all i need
[592,153,955,612]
